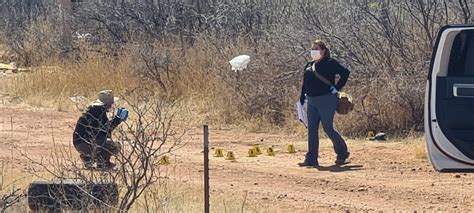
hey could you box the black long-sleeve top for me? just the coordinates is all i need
[300,57,350,103]
[73,105,122,146]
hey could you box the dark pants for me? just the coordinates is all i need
[74,138,121,164]
[305,94,348,164]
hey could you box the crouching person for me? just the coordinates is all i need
[73,90,128,170]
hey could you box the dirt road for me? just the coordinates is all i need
[1,105,473,211]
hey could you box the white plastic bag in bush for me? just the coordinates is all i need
[229,55,250,72]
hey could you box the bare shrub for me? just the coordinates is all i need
[2,0,474,135]
[0,189,24,212]
[0,162,26,212]
[0,1,63,66]
[19,90,184,211]
[113,89,185,210]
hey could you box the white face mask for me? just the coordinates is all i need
[310,50,322,61]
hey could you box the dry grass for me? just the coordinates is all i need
[413,138,428,160]
[0,167,34,213]
[0,35,426,136]
[396,134,427,160]
[0,166,275,212]
[0,39,286,131]
[2,56,136,111]
[135,179,266,212]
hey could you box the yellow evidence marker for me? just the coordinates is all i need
[159,155,170,165]
[253,146,262,155]
[367,131,375,139]
[214,149,224,157]
[267,146,275,156]
[287,144,296,153]
[248,148,258,157]
[225,151,236,160]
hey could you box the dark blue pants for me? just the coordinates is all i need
[305,94,348,164]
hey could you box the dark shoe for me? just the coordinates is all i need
[335,152,350,165]
[298,161,319,167]
[96,161,116,170]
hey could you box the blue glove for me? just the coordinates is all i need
[116,107,129,121]
[330,86,338,95]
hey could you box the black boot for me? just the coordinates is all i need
[335,152,350,165]
[298,160,319,167]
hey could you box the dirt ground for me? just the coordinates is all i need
[1,103,473,212]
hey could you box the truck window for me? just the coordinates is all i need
[448,30,474,77]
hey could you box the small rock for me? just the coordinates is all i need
[357,187,367,192]
[453,206,458,208]
[431,183,435,186]
[411,168,416,171]
[455,174,461,178]
[230,184,234,187]
[262,197,268,200]
[254,183,258,185]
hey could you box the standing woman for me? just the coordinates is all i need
[298,40,350,167]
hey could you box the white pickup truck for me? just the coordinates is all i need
[426,25,474,172]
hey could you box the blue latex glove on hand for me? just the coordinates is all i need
[330,86,338,95]
[116,107,129,121]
